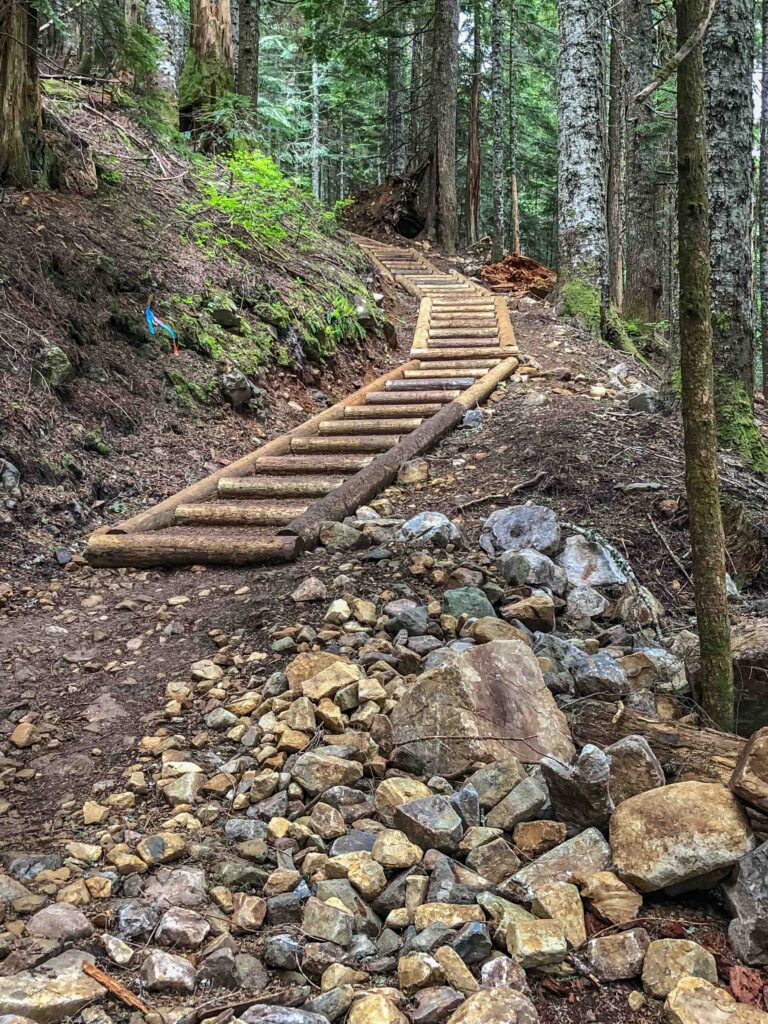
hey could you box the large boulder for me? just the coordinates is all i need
[610,782,755,892]
[0,951,106,1023]
[446,988,539,1023]
[723,841,768,965]
[389,640,575,775]
[664,977,768,1024]
[479,505,561,558]
[731,726,768,813]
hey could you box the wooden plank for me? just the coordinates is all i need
[430,328,499,338]
[86,531,300,568]
[416,360,501,371]
[385,378,475,391]
[175,502,308,527]
[319,418,422,435]
[412,346,502,359]
[402,369,488,380]
[346,403,443,418]
[218,477,343,498]
[365,390,460,403]
[291,436,399,454]
[254,455,375,473]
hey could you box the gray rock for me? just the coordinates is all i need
[512,828,612,900]
[33,343,74,388]
[116,900,160,941]
[573,652,630,700]
[302,896,354,947]
[723,841,768,964]
[393,796,464,852]
[410,987,465,1024]
[236,953,270,988]
[263,935,303,970]
[451,785,481,827]
[587,928,650,981]
[0,950,105,1024]
[197,949,239,989]
[240,1008,329,1024]
[143,866,208,907]
[443,588,497,621]
[0,459,21,498]
[467,759,526,810]
[26,904,93,943]
[384,599,429,636]
[462,408,484,428]
[304,985,354,1022]
[500,549,567,595]
[140,950,197,993]
[605,735,665,804]
[565,586,609,623]
[485,775,549,831]
[398,512,464,548]
[540,744,615,829]
[480,504,561,557]
[219,368,252,409]
[319,521,369,552]
[556,534,627,588]
[452,921,493,964]
[206,707,239,730]
[156,907,210,949]
[627,383,659,413]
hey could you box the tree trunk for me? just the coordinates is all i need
[425,0,460,253]
[178,0,234,129]
[238,0,260,111]
[466,2,482,246]
[387,0,406,176]
[144,0,184,116]
[491,0,505,260]
[705,0,766,469]
[677,0,734,731]
[0,0,55,186]
[606,4,625,310]
[761,0,768,397]
[408,18,425,170]
[556,0,608,325]
[311,59,321,199]
[507,0,521,254]
[624,0,662,324]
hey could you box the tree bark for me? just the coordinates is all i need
[237,0,260,111]
[178,0,234,128]
[407,17,425,170]
[144,0,184,114]
[311,59,321,199]
[761,0,768,397]
[624,0,662,323]
[0,0,54,186]
[507,0,521,254]
[491,0,505,260]
[425,0,460,253]
[466,2,482,246]
[606,3,625,310]
[556,0,608,306]
[677,0,734,731]
[387,0,406,176]
[705,0,765,468]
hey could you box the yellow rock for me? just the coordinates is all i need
[397,952,444,994]
[414,903,485,930]
[374,777,432,825]
[434,946,478,995]
[531,880,586,947]
[82,801,109,825]
[325,852,387,900]
[371,829,423,869]
[286,652,350,693]
[10,723,37,748]
[348,994,408,1024]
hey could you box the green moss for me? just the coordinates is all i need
[178,50,235,114]
[670,366,682,396]
[715,375,768,472]
[165,368,209,409]
[560,279,601,335]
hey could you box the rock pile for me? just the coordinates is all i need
[2,502,768,1024]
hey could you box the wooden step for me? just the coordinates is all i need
[412,346,503,359]
[319,418,422,435]
[176,501,308,527]
[385,378,475,391]
[366,389,461,403]
[416,360,501,371]
[427,338,502,347]
[253,455,374,473]
[291,436,399,454]
[346,403,443,418]
[218,476,343,498]
[403,368,488,380]
[430,328,499,338]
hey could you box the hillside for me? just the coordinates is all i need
[0,89,404,568]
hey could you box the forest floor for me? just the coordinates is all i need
[4,274,768,839]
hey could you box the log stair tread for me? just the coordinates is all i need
[85,239,518,567]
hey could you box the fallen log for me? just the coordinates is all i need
[568,698,745,785]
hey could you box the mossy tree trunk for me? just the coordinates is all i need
[677,0,734,731]
[0,0,56,186]
[466,1,482,246]
[386,0,405,177]
[424,0,460,253]
[705,0,766,470]
[237,0,260,113]
[606,2,626,310]
[761,0,768,397]
[178,0,234,132]
[491,0,506,261]
[145,0,184,120]
[556,0,608,327]
[507,0,521,254]
[624,0,663,324]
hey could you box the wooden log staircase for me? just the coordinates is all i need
[85,240,519,567]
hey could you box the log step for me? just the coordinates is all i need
[403,368,488,380]
[345,403,444,418]
[366,389,461,403]
[412,346,503,359]
[319,418,422,435]
[385,378,475,391]
[427,338,503,347]
[291,436,399,454]
[86,530,299,568]
[253,455,375,473]
[176,501,308,527]
[430,328,499,338]
[218,476,343,498]
[416,360,501,371]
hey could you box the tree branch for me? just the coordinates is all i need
[633,0,718,104]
